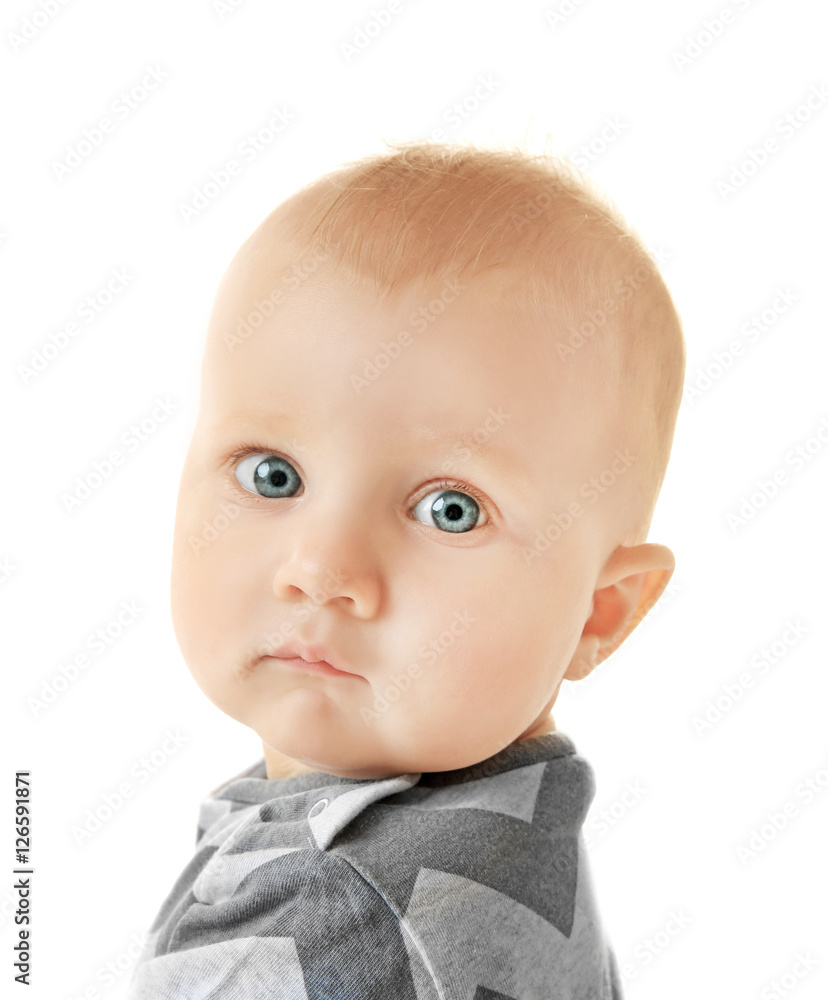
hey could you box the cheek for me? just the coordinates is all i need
[170,499,261,670]
[457,572,578,700]
[408,574,527,698]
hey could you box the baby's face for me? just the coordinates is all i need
[171,236,634,779]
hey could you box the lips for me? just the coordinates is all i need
[267,655,356,678]
[263,640,359,677]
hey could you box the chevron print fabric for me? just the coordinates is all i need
[127,730,623,999]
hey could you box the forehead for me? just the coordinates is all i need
[201,247,620,495]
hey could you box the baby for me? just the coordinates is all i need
[128,139,685,998]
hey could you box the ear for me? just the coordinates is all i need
[564,543,675,681]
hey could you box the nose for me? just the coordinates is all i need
[270,509,383,619]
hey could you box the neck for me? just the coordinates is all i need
[262,743,319,780]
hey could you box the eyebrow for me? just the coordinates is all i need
[215,412,524,481]
[408,423,524,481]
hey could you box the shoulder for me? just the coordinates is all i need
[333,815,617,997]
[336,750,595,935]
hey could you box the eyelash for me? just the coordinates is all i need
[426,478,488,508]
[224,442,490,512]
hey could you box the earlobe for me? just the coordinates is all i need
[565,543,675,679]
[564,634,603,681]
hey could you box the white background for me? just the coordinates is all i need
[3,0,827,997]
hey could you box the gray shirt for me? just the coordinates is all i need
[128,729,623,998]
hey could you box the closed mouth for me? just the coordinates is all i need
[261,654,360,679]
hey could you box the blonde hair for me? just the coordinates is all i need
[250,138,686,545]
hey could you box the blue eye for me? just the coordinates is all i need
[412,485,486,534]
[231,452,489,534]
[234,453,301,499]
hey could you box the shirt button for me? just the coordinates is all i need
[308,798,329,818]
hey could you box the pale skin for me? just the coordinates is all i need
[170,228,675,781]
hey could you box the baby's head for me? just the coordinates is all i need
[170,140,685,780]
